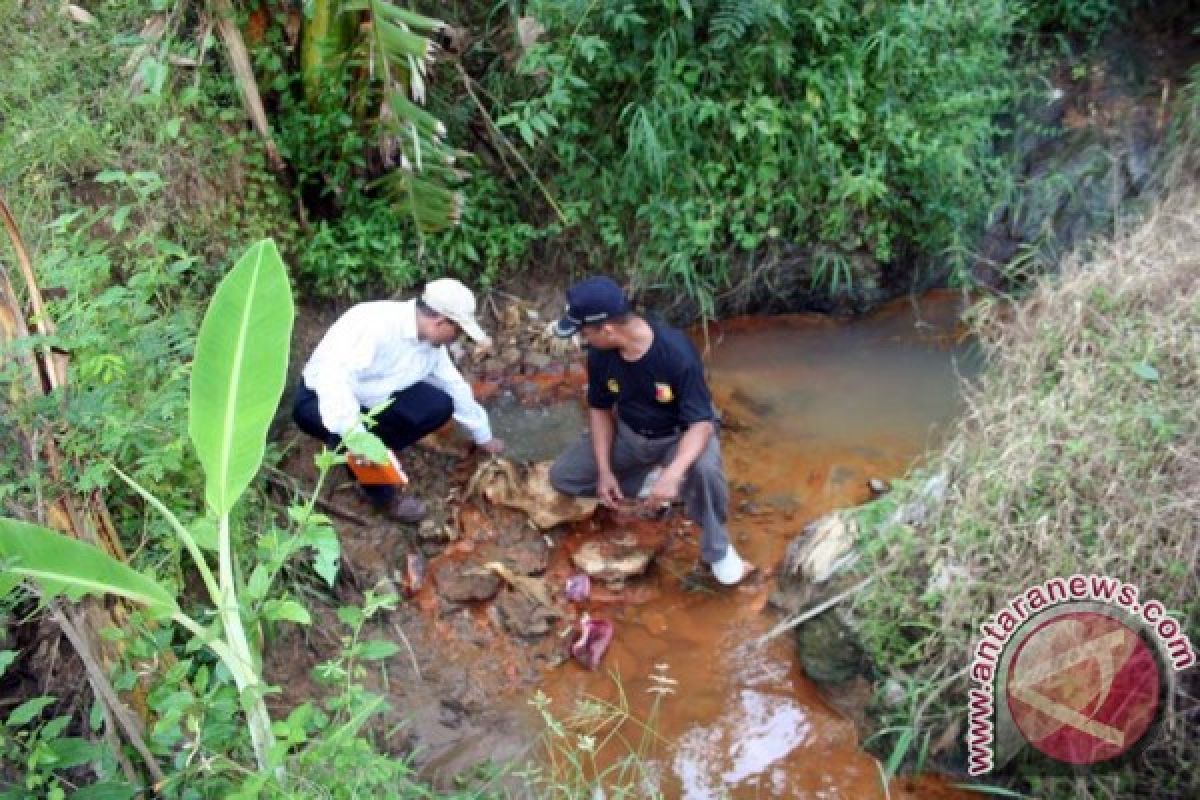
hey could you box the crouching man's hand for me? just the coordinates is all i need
[596,470,624,509]
[477,437,506,455]
[641,468,682,512]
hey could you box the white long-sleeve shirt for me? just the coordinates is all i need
[301,300,492,443]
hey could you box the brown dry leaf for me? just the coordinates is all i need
[480,561,558,612]
[64,4,96,25]
[468,459,598,529]
[516,16,544,53]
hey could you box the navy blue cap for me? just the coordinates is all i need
[553,277,631,337]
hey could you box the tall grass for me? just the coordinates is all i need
[854,177,1199,797]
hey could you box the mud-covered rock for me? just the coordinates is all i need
[795,610,869,685]
[570,537,655,586]
[772,510,874,714]
[495,588,556,638]
[487,526,549,575]
[433,561,501,603]
[771,511,859,615]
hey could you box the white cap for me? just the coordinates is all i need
[422,278,489,344]
[711,546,747,585]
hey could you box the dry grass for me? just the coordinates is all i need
[855,180,1199,797]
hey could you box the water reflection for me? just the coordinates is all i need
[676,689,813,796]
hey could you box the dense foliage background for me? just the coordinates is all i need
[275,0,1023,312]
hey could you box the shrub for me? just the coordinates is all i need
[485,0,1016,314]
[1015,0,1128,40]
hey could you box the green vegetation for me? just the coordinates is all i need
[478,0,1017,314]
[853,73,1200,796]
[1,240,418,796]
[1017,0,1128,41]
[0,0,1190,796]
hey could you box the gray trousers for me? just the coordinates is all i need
[549,418,731,564]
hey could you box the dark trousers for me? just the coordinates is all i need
[549,418,731,564]
[292,381,453,504]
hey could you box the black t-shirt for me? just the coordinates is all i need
[586,319,715,435]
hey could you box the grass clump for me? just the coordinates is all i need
[516,667,675,798]
[854,178,1199,797]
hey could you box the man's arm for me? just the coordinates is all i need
[641,419,714,508]
[426,347,504,452]
[589,407,622,507]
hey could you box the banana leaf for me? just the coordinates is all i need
[0,518,178,617]
[188,239,294,517]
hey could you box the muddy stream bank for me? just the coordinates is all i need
[270,290,981,798]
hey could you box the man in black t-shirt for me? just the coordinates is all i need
[549,276,753,586]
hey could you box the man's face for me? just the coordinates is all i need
[428,315,462,345]
[579,322,616,350]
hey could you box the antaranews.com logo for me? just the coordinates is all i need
[967,574,1195,775]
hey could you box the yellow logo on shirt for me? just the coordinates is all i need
[607,378,620,394]
[654,382,674,403]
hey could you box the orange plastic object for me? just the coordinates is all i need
[347,450,409,486]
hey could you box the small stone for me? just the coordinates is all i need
[524,352,553,371]
[495,589,555,638]
[882,678,908,710]
[571,539,654,583]
[433,561,501,603]
[500,347,522,368]
[417,518,455,542]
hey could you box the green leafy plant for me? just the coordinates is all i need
[294,0,465,233]
[0,239,296,775]
[1015,0,1126,41]
[477,0,1015,313]
[0,649,124,800]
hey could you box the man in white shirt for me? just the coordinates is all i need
[293,278,505,521]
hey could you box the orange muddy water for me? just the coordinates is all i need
[534,291,982,798]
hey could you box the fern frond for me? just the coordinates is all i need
[708,0,791,49]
